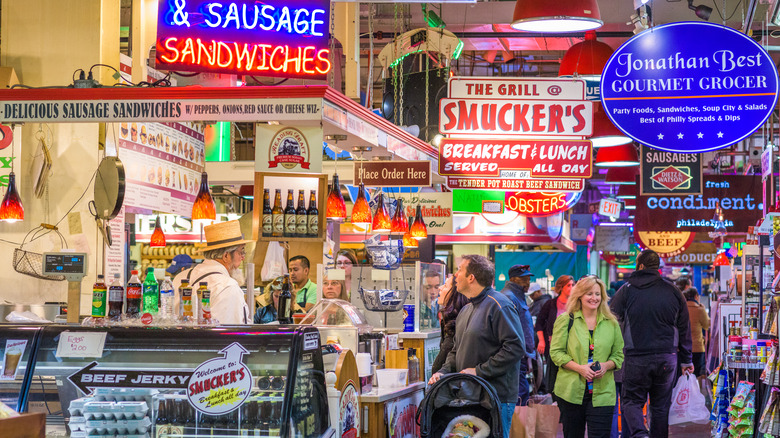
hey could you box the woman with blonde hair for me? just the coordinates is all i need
[550,276,624,438]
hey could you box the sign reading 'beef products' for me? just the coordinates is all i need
[640,145,702,196]
[635,175,763,232]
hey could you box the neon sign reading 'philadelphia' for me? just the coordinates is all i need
[155,0,331,79]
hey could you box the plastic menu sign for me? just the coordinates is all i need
[56,331,107,358]
[1,340,28,380]
[187,342,253,415]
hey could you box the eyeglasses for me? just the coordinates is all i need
[232,248,246,257]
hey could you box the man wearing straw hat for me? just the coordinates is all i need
[173,220,252,324]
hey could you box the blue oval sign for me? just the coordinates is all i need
[601,22,778,153]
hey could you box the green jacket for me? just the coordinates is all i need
[550,310,624,407]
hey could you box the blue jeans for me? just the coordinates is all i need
[500,402,514,438]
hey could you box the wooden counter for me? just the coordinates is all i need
[359,382,426,438]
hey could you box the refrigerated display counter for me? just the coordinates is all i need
[0,324,333,438]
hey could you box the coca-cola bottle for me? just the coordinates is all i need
[125,270,142,318]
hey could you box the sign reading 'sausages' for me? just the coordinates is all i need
[601,22,778,153]
[640,145,702,196]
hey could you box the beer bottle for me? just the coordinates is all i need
[283,189,296,238]
[91,275,107,318]
[125,270,142,318]
[268,402,282,436]
[107,273,124,320]
[307,190,318,238]
[261,188,272,238]
[199,282,211,323]
[182,403,197,436]
[295,190,307,237]
[155,398,169,437]
[277,274,293,324]
[180,279,193,320]
[271,189,284,238]
[169,399,184,436]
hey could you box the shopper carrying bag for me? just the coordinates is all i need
[550,275,624,438]
[510,394,561,438]
[668,374,710,425]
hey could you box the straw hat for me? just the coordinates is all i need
[195,220,253,253]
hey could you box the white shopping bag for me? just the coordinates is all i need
[668,374,711,425]
[260,241,287,281]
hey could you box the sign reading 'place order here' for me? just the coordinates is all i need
[601,21,778,153]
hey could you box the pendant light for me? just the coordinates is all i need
[403,221,418,248]
[0,171,24,222]
[591,103,633,147]
[713,252,730,266]
[371,192,392,233]
[511,0,603,33]
[616,185,636,200]
[409,205,428,240]
[594,144,640,167]
[326,174,347,221]
[605,167,639,185]
[191,172,216,220]
[391,198,409,233]
[149,216,166,247]
[351,183,372,227]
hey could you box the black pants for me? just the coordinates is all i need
[621,353,677,438]
[558,392,614,438]
[692,352,706,377]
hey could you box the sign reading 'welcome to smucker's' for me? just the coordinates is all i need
[601,21,778,153]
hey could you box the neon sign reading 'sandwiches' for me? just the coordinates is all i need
[155,0,331,79]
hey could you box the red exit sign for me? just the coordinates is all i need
[599,198,621,219]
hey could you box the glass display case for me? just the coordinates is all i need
[300,299,372,357]
[0,324,332,438]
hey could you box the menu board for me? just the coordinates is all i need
[109,122,205,216]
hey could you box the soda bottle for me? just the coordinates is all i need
[198,282,211,323]
[142,267,159,315]
[277,274,293,324]
[160,276,175,320]
[108,273,124,320]
[91,275,107,318]
[262,188,272,238]
[180,279,194,320]
[126,270,142,318]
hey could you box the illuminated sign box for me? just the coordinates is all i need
[155,0,331,79]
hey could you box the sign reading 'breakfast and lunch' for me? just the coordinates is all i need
[601,21,778,153]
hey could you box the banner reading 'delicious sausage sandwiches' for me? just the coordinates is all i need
[601,21,778,153]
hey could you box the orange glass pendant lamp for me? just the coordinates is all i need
[403,222,419,248]
[410,205,428,240]
[149,216,166,247]
[372,193,392,233]
[192,172,216,220]
[0,172,24,222]
[351,183,372,227]
[391,198,409,233]
[326,174,347,221]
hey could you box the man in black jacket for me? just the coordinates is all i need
[610,249,694,438]
[501,265,537,405]
[429,255,525,438]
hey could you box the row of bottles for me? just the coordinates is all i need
[262,189,318,238]
[154,398,282,437]
[92,268,211,324]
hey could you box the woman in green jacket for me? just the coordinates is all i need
[550,275,624,438]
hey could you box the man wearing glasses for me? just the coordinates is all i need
[173,220,252,324]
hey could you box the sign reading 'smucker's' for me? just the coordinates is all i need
[601,21,778,153]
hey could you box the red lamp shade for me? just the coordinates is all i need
[391,198,409,233]
[0,172,23,222]
[511,0,603,32]
[591,103,633,147]
[410,205,428,240]
[149,216,166,247]
[372,193,392,233]
[191,172,216,220]
[616,185,636,200]
[595,144,639,167]
[326,174,347,221]
[622,198,636,210]
[558,31,613,78]
[351,183,372,227]
[605,167,638,185]
[713,252,730,266]
[403,224,419,248]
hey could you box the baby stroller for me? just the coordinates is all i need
[416,373,504,438]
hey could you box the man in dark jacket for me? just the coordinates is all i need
[527,284,551,317]
[429,255,525,438]
[610,249,694,438]
[501,265,536,405]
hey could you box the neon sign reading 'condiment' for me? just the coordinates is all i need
[155,0,331,79]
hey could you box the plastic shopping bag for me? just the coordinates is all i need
[260,242,287,281]
[669,374,711,425]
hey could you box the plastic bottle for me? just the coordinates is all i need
[160,276,175,320]
[126,270,142,318]
[407,348,420,384]
[108,273,124,320]
[92,275,107,318]
[180,279,193,320]
[198,282,211,324]
[142,267,159,315]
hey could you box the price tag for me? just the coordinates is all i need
[371,269,390,282]
[56,331,107,358]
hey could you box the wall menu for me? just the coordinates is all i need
[601,22,778,153]
[634,175,763,232]
[108,121,205,217]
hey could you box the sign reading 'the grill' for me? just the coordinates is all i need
[640,145,702,196]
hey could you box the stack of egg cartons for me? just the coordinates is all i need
[68,388,156,438]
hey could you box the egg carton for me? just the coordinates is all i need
[85,417,151,435]
[83,401,149,420]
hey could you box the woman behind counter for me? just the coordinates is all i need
[254,276,304,324]
[550,276,624,438]
[431,275,469,374]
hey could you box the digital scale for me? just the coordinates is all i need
[42,252,88,323]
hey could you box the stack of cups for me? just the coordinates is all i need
[356,352,373,394]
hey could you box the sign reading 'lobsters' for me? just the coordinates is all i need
[601,21,778,153]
